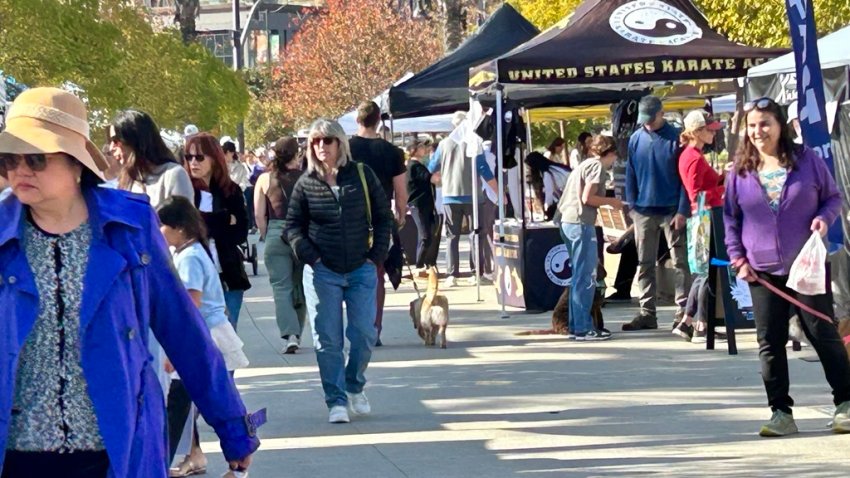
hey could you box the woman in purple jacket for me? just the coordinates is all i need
[725,97,850,437]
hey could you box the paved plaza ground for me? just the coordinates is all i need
[197,239,850,477]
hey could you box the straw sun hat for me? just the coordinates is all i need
[0,87,109,179]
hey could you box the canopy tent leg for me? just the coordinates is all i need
[472,135,481,302]
[496,87,508,319]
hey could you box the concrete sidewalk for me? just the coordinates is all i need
[197,240,850,477]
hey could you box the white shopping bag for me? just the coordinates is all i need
[787,232,827,295]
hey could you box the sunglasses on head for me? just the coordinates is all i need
[184,154,205,162]
[0,153,49,175]
[743,97,774,113]
[311,137,336,146]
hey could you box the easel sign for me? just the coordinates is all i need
[597,206,629,239]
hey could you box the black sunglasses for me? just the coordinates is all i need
[311,137,336,146]
[743,97,774,113]
[184,154,206,162]
[0,153,49,175]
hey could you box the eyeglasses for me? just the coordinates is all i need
[311,137,336,147]
[743,97,773,113]
[184,154,206,162]
[0,153,49,175]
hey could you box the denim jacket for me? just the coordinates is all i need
[0,187,259,477]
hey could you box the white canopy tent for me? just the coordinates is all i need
[748,25,850,77]
[337,72,457,135]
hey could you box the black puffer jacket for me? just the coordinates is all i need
[284,161,392,274]
[193,179,251,292]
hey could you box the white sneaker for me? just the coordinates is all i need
[328,405,350,423]
[444,276,458,288]
[347,392,371,415]
[283,335,300,354]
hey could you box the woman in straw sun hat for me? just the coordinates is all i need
[0,87,259,477]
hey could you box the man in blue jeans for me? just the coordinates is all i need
[623,96,691,331]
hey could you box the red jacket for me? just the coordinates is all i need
[678,145,724,211]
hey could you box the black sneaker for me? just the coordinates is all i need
[576,330,612,342]
[622,314,658,331]
[671,309,685,330]
[672,323,694,341]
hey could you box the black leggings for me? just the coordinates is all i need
[167,379,199,464]
[750,272,850,413]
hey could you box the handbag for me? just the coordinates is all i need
[356,163,374,248]
[686,191,710,276]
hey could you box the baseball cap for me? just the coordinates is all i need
[636,96,663,125]
[787,100,798,124]
[683,109,723,132]
[183,124,199,137]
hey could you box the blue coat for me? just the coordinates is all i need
[0,187,260,477]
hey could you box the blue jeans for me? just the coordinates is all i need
[303,261,378,408]
[224,290,245,331]
[561,223,598,335]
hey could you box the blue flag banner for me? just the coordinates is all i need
[785,0,843,246]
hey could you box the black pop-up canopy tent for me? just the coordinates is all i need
[470,0,787,96]
[387,4,538,119]
[469,0,788,323]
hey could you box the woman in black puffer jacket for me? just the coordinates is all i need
[284,119,392,424]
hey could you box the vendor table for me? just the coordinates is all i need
[494,219,571,312]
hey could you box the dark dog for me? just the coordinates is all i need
[409,267,450,348]
[516,286,605,336]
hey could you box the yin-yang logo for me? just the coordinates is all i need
[609,0,702,46]
[544,244,572,287]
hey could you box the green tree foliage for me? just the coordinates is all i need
[243,65,290,149]
[508,0,850,47]
[0,0,248,141]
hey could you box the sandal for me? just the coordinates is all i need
[169,455,208,477]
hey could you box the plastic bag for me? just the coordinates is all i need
[787,232,827,295]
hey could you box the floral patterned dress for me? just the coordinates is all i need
[8,218,104,452]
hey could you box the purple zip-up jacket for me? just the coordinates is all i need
[724,147,841,276]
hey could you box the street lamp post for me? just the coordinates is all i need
[232,1,246,153]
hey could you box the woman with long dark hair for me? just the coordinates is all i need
[109,110,193,208]
[254,137,307,354]
[184,133,251,330]
[725,97,850,437]
[544,137,566,165]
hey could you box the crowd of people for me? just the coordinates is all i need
[3,80,850,478]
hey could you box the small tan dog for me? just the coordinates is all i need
[409,267,450,348]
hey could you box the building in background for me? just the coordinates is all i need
[145,1,323,68]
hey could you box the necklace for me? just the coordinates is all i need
[174,238,197,254]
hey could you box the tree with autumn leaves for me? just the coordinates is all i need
[276,0,445,130]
